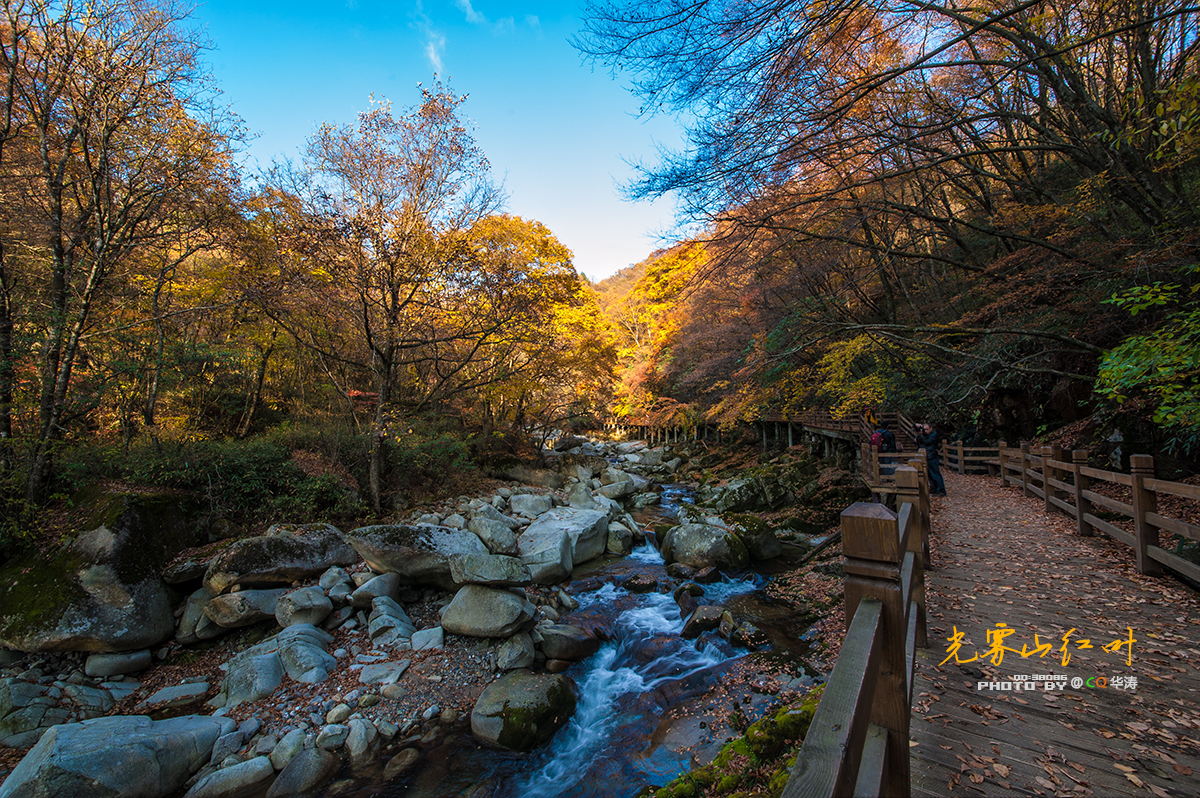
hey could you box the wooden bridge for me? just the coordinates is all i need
[782,448,1200,797]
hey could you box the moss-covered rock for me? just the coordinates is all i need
[659,523,749,570]
[650,688,823,798]
[0,491,204,653]
[203,523,357,595]
[470,669,578,752]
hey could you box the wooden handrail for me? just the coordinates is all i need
[998,446,1200,584]
[784,466,928,798]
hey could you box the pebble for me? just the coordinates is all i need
[326,703,352,724]
[381,684,406,700]
[421,705,441,721]
[333,649,348,659]
[359,694,380,708]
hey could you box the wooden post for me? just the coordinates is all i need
[1044,444,1061,514]
[1020,442,1032,498]
[1131,454,1160,575]
[998,441,1008,488]
[909,457,931,566]
[1073,450,1092,536]
[955,440,966,474]
[788,422,794,448]
[896,467,927,647]
[871,444,881,485]
[841,503,910,797]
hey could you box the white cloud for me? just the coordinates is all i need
[524,14,540,30]
[454,0,486,24]
[425,32,445,73]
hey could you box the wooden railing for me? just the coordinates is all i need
[783,466,929,798]
[998,445,1200,582]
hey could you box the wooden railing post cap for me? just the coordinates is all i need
[895,465,919,488]
[841,502,898,523]
[841,502,900,562]
[1131,454,1154,472]
[1072,449,1088,462]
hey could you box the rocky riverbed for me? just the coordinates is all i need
[0,434,866,797]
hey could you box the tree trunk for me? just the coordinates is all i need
[237,329,277,438]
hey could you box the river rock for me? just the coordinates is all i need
[368,597,415,647]
[440,586,534,638]
[264,747,339,797]
[350,573,400,608]
[596,481,635,500]
[525,507,609,568]
[203,524,356,595]
[734,521,783,560]
[566,483,602,511]
[0,491,204,653]
[516,524,572,584]
[501,464,564,489]
[606,524,634,556]
[213,652,284,710]
[449,554,532,587]
[0,682,70,747]
[344,525,488,591]
[411,627,444,651]
[537,624,601,661]
[497,633,535,670]
[509,494,552,517]
[345,718,379,772]
[658,523,749,570]
[269,728,305,771]
[470,503,521,530]
[138,682,209,710]
[176,587,215,645]
[681,606,724,639]
[470,670,578,752]
[275,586,332,627]
[182,755,274,798]
[204,589,287,629]
[0,714,232,798]
[465,518,519,556]
[84,650,151,678]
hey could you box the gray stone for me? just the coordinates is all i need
[509,494,552,517]
[442,513,466,529]
[208,731,247,772]
[524,507,609,569]
[497,633,535,670]
[0,714,230,798]
[275,587,332,628]
[516,524,572,584]
[470,670,578,752]
[358,659,410,685]
[203,525,356,595]
[658,523,749,570]
[318,567,350,591]
[566,483,602,511]
[268,728,305,771]
[315,723,348,750]
[204,589,287,629]
[265,747,339,797]
[345,718,378,772]
[410,627,443,651]
[449,554,532,587]
[182,756,274,798]
[465,518,519,556]
[61,684,114,718]
[440,586,534,638]
[344,525,488,591]
[350,572,400,608]
[214,652,283,710]
[325,703,351,724]
[138,682,209,710]
[177,587,216,644]
[83,650,151,678]
[597,480,635,500]
[276,625,336,684]
[600,467,628,485]
[538,624,601,661]
[606,525,634,556]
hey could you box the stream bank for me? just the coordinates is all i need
[0,433,863,797]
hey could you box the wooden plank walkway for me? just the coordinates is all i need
[911,472,1200,797]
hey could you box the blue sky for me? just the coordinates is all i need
[194,0,686,281]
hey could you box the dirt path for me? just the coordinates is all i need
[910,471,1200,797]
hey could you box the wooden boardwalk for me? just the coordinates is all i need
[910,472,1200,797]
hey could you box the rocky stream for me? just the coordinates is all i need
[0,434,869,797]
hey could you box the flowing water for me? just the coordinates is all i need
[361,484,819,797]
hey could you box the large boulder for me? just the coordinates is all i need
[516,525,572,584]
[449,554,532,587]
[465,518,519,556]
[275,586,333,627]
[523,508,609,569]
[659,523,749,570]
[509,494,553,517]
[470,670,578,752]
[203,524,356,595]
[212,652,284,710]
[440,586,535,638]
[264,747,340,798]
[0,492,203,653]
[182,756,275,798]
[0,714,232,798]
[344,525,487,591]
[728,516,783,560]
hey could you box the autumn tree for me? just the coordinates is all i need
[0,0,240,500]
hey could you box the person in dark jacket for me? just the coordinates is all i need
[915,423,947,496]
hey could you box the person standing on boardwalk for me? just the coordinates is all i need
[916,422,947,496]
